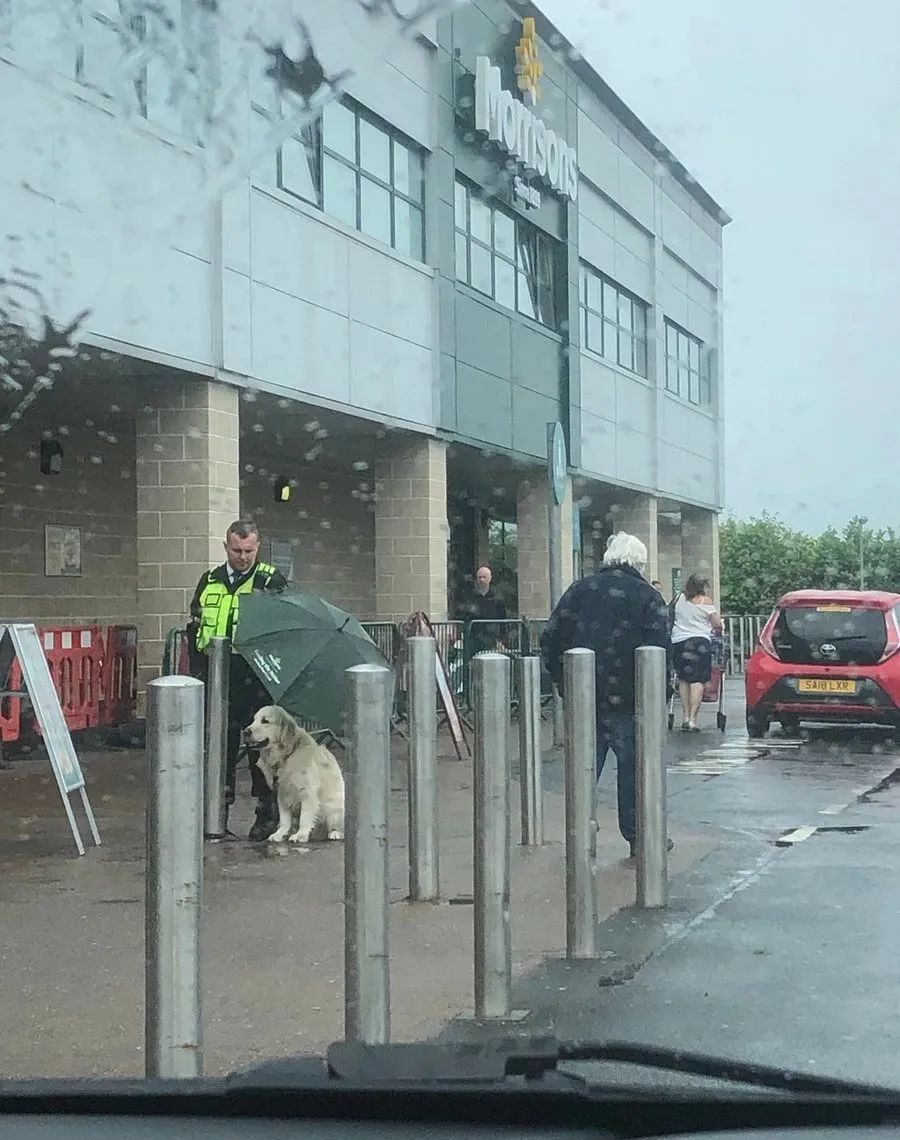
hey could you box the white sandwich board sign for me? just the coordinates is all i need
[0,623,101,856]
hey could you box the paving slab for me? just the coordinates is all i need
[0,720,714,1078]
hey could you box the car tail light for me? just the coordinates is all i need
[879,609,900,663]
[758,611,779,659]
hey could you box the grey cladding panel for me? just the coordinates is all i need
[455,290,512,378]
[456,362,512,449]
[511,323,561,399]
[438,275,456,356]
[439,351,457,431]
[513,386,560,458]
[452,4,504,74]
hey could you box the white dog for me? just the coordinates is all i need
[243,706,345,844]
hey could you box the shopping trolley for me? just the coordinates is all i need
[667,633,727,732]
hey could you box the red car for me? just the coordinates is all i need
[745,589,900,737]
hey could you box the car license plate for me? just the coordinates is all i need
[797,678,857,694]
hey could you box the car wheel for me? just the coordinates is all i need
[746,709,770,739]
[780,716,801,737]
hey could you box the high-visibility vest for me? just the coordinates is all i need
[195,561,278,652]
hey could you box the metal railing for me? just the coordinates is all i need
[165,613,768,698]
[361,622,400,666]
[461,619,528,707]
[722,614,767,676]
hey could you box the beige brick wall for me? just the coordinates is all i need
[374,438,448,621]
[240,462,376,618]
[682,506,720,605]
[609,492,659,581]
[516,476,573,619]
[0,420,137,627]
[658,514,683,600]
[135,380,240,695]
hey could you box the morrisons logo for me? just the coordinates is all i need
[474,34,577,203]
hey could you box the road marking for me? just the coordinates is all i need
[726,737,804,749]
[700,749,766,760]
[669,744,766,776]
[670,758,752,775]
[819,784,886,815]
[776,825,818,846]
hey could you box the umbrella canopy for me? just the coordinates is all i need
[233,589,391,733]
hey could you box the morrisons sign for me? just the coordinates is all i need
[474,53,578,203]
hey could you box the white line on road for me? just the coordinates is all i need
[818,781,891,815]
[727,738,804,750]
[776,825,818,846]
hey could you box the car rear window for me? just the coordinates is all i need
[773,605,887,666]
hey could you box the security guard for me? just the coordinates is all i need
[188,519,287,840]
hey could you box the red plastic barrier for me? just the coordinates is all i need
[0,659,23,743]
[35,625,105,733]
[103,624,138,726]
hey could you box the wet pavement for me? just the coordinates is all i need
[445,680,900,1092]
[6,679,897,1088]
[0,712,714,1079]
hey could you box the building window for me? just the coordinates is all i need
[579,263,648,377]
[249,93,425,261]
[321,99,424,259]
[454,179,559,330]
[664,319,711,406]
[2,0,189,130]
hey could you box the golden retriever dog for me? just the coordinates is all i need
[243,706,345,844]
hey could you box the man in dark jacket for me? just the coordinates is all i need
[541,531,670,858]
[457,565,508,655]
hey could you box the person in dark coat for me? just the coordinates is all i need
[541,531,671,858]
[457,565,508,656]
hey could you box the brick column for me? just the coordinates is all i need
[374,438,448,621]
[609,492,659,582]
[516,476,573,618]
[474,506,492,568]
[135,379,240,700]
[682,506,721,605]
[658,512,683,599]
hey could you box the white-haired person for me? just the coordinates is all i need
[541,531,672,860]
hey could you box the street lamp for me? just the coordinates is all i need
[859,517,868,591]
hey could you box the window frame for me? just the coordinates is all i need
[320,97,425,260]
[664,318,711,408]
[454,178,560,331]
[249,92,426,261]
[0,0,197,130]
[579,262,649,378]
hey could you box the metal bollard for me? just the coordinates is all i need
[517,655,544,846]
[563,647,596,959]
[408,636,439,901]
[344,663,392,1043]
[204,636,229,839]
[145,675,204,1079]
[472,652,512,1020]
[548,475,565,748]
[635,645,668,908]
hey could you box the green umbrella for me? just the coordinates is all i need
[233,589,391,733]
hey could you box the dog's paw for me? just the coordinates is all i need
[268,828,289,843]
[288,831,310,844]
[327,830,344,841]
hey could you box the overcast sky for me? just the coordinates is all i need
[542,0,900,533]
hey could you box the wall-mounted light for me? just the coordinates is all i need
[40,440,64,475]
[273,478,292,503]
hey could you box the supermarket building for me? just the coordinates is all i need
[0,0,729,695]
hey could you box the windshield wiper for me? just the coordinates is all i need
[315,1038,898,1099]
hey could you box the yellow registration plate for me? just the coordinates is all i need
[797,678,857,694]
